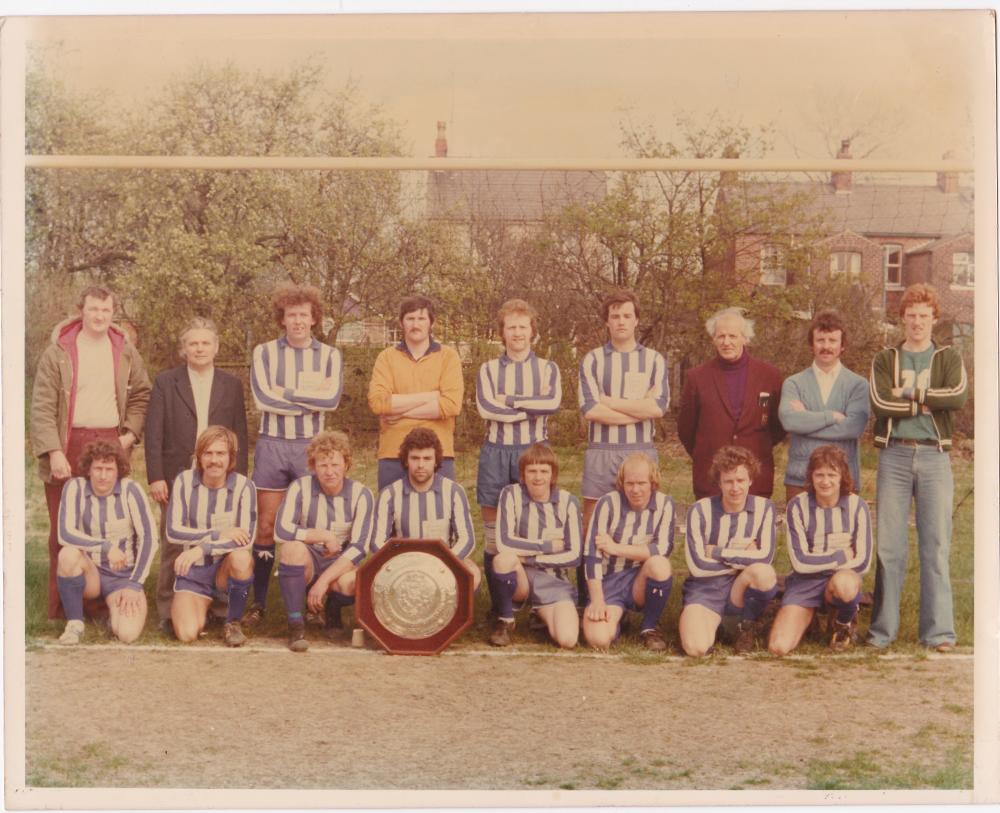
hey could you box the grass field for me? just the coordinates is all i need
[23,436,976,653]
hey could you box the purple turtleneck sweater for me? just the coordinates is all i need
[717,349,750,423]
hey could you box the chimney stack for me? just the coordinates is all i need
[831,138,852,193]
[937,150,958,193]
[435,121,448,158]
[719,144,740,189]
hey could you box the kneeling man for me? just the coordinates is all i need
[491,443,582,649]
[583,453,675,651]
[371,427,481,589]
[679,446,778,656]
[167,426,257,646]
[56,440,157,644]
[275,431,375,651]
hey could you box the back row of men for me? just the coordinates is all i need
[31,282,968,655]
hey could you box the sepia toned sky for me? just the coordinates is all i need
[23,11,990,165]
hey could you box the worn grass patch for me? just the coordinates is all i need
[806,747,971,790]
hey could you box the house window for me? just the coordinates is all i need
[882,244,903,288]
[951,323,973,345]
[761,244,786,286]
[952,252,974,289]
[830,251,862,280]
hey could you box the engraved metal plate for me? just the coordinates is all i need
[370,551,458,638]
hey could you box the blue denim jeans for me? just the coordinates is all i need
[868,444,955,648]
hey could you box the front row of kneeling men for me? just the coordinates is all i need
[57,424,869,656]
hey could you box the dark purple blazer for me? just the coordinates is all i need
[676,353,785,499]
[144,365,248,487]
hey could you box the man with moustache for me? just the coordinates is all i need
[369,296,464,491]
[677,307,785,500]
[145,317,248,637]
[778,310,869,503]
[31,285,151,619]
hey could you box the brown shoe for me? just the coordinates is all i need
[241,603,265,628]
[639,629,668,652]
[489,619,515,647]
[287,621,309,653]
[933,641,956,653]
[223,621,247,647]
[733,619,760,654]
[829,618,857,652]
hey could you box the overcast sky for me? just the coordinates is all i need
[23,11,990,165]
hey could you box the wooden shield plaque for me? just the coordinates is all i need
[355,537,475,655]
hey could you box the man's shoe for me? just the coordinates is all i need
[932,641,956,653]
[489,619,515,647]
[733,619,760,654]
[58,620,85,646]
[829,617,857,652]
[528,609,546,632]
[324,598,343,631]
[287,622,309,653]
[223,621,247,647]
[639,628,668,652]
[241,604,265,628]
[158,618,177,640]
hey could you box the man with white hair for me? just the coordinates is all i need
[677,307,785,499]
[145,316,248,637]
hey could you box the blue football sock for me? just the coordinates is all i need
[640,576,672,633]
[57,573,86,622]
[483,551,500,615]
[741,584,778,621]
[494,571,518,621]
[226,576,253,623]
[277,564,306,622]
[251,544,275,607]
[829,592,861,624]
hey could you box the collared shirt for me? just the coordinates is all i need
[72,332,119,428]
[684,495,776,578]
[166,469,257,562]
[187,366,215,439]
[476,351,562,446]
[251,336,343,440]
[496,483,582,573]
[58,476,158,587]
[371,472,475,560]
[584,489,675,581]
[273,475,374,567]
[786,491,872,576]
[811,361,842,406]
[578,342,669,448]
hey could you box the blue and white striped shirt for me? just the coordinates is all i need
[166,470,258,562]
[372,473,475,560]
[274,475,375,567]
[476,352,562,446]
[786,492,873,576]
[584,490,675,581]
[578,343,669,447]
[251,336,343,440]
[58,477,158,590]
[684,495,776,578]
[496,483,582,574]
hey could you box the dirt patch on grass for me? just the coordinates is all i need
[24,645,972,791]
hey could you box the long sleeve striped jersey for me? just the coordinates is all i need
[578,343,669,447]
[496,483,582,572]
[584,489,675,581]
[273,475,375,567]
[251,336,343,440]
[371,473,475,560]
[166,470,257,562]
[476,352,562,445]
[785,492,873,576]
[57,476,158,589]
[684,495,776,578]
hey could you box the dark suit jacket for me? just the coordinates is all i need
[144,365,249,486]
[676,353,785,499]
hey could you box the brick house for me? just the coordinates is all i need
[721,140,974,338]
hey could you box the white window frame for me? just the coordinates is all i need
[829,251,862,281]
[882,243,903,289]
[760,244,786,286]
[951,252,974,289]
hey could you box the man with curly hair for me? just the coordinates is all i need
[246,283,343,626]
[55,439,157,645]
